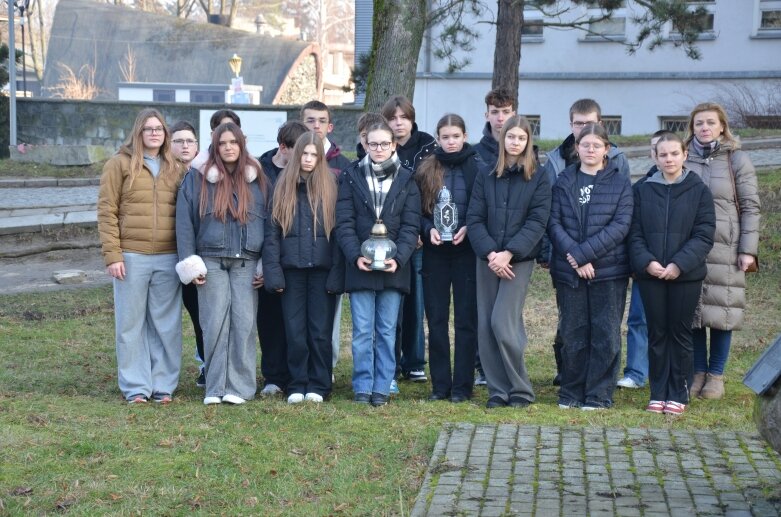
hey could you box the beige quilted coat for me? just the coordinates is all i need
[685,140,761,331]
[97,150,184,266]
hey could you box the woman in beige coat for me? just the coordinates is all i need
[684,102,760,400]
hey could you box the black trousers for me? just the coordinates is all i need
[423,249,477,398]
[281,269,336,397]
[638,279,701,404]
[181,282,204,364]
[257,288,290,390]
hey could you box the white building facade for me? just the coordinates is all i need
[411,0,781,140]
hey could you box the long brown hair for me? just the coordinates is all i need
[495,115,536,180]
[120,108,180,187]
[272,132,336,239]
[685,102,737,147]
[199,122,266,224]
[417,114,466,215]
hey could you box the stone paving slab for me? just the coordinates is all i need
[412,424,781,517]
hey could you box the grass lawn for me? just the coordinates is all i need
[1,171,780,515]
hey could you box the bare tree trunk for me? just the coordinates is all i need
[228,0,239,26]
[492,0,523,108]
[364,0,427,111]
[28,6,43,81]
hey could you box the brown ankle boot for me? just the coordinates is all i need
[690,372,706,398]
[700,373,725,399]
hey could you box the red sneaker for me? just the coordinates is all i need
[663,401,686,415]
[646,400,665,414]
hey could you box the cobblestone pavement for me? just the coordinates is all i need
[412,424,781,517]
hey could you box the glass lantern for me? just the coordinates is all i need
[361,220,397,270]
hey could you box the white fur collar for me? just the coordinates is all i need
[202,164,259,184]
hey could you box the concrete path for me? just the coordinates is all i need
[412,424,781,517]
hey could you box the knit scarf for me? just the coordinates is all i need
[364,153,400,219]
[691,137,719,158]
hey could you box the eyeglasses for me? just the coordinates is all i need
[172,139,197,146]
[571,121,598,128]
[142,126,165,134]
[578,143,606,151]
[367,141,392,151]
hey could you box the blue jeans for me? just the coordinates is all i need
[693,327,732,375]
[350,289,402,396]
[623,281,648,385]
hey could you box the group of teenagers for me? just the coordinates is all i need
[97,90,760,416]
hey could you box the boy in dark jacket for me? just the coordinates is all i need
[301,100,352,174]
[472,88,516,169]
[381,95,437,388]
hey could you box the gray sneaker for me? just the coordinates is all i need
[260,383,282,396]
[474,371,487,386]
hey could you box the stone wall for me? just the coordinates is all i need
[2,98,364,158]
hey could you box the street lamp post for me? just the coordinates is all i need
[7,0,17,146]
[16,0,30,96]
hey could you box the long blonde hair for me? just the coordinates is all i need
[120,108,180,187]
[685,102,737,147]
[495,115,537,180]
[272,132,336,239]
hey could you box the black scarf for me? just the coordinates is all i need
[434,143,477,167]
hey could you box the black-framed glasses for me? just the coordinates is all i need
[172,139,197,146]
[142,126,165,134]
[367,141,392,151]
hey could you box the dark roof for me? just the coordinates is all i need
[42,0,318,103]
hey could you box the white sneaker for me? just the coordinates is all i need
[305,392,323,403]
[203,396,222,405]
[222,394,246,405]
[616,377,642,389]
[260,383,282,396]
[287,393,305,404]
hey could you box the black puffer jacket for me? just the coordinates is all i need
[548,160,633,288]
[335,160,421,293]
[629,170,715,282]
[473,122,499,168]
[419,146,482,255]
[396,124,437,172]
[263,179,343,293]
[466,162,551,263]
[259,148,283,185]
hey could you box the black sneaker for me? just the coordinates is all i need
[405,369,427,382]
[370,392,389,407]
[196,368,206,388]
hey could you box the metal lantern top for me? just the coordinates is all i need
[229,53,242,78]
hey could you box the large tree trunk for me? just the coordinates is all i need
[364,0,427,112]
[492,0,523,108]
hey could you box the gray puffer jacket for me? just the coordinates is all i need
[685,140,760,331]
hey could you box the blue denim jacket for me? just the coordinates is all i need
[176,167,266,261]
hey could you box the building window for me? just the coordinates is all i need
[602,116,622,136]
[587,17,626,39]
[153,89,175,103]
[761,9,781,28]
[660,117,688,133]
[670,2,716,39]
[521,19,544,42]
[523,115,541,137]
[190,90,224,103]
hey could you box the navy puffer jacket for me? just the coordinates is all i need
[548,159,633,287]
[629,171,715,282]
